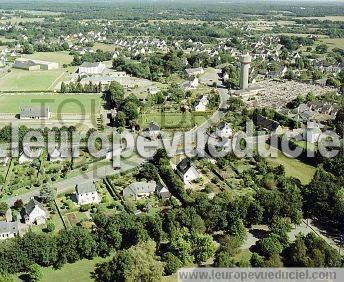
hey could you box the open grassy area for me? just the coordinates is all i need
[0,93,102,114]
[139,111,210,129]
[34,256,112,282]
[319,38,344,50]
[23,51,74,65]
[0,68,68,91]
[267,151,316,185]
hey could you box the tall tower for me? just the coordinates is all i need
[239,53,251,90]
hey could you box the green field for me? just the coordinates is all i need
[23,51,74,66]
[0,69,67,91]
[319,38,344,50]
[18,256,111,282]
[139,111,211,129]
[0,93,102,114]
[268,151,316,185]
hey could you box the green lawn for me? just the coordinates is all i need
[139,111,210,129]
[319,38,344,50]
[267,151,316,185]
[0,69,67,91]
[0,93,101,114]
[23,52,74,66]
[34,256,111,282]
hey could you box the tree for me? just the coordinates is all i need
[256,234,283,258]
[27,264,43,282]
[334,108,344,136]
[0,202,8,216]
[163,252,183,276]
[192,233,217,264]
[46,220,55,233]
[39,184,56,204]
[114,111,126,127]
[108,81,125,107]
[315,44,328,54]
[94,240,164,282]
[13,199,24,210]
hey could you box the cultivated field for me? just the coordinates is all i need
[319,38,344,49]
[0,93,102,114]
[0,68,68,91]
[23,51,74,65]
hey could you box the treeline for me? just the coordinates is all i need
[60,81,102,93]
[71,50,112,66]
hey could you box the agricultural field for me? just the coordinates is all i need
[138,111,210,129]
[0,93,102,114]
[0,68,68,91]
[319,38,344,50]
[23,51,74,66]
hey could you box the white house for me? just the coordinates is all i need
[176,158,200,184]
[182,76,199,91]
[48,148,66,162]
[194,95,209,112]
[0,222,18,240]
[145,121,160,140]
[75,182,101,205]
[216,122,233,139]
[303,122,322,144]
[19,146,42,164]
[23,199,48,225]
[123,181,157,200]
[78,62,106,75]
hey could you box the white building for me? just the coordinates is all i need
[13,58,59,70]
[19,146,42,164]
[75,182,101,205]
[78,62,106,75]
[0,222,18,240]
[23,199,48,225]
[216,122,233,139]
[48,148,66,162]
[194,96,209,112]
[176,158,200,184]
[304,122,322,144]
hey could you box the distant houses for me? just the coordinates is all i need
[185,67,204,77]
[20,106,51,120]
[13,58,59,71]
[0,222,18,240]
[75,182,101,205]
[78,62,106,75]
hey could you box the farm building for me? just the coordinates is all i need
[20,106,51,120]
[13,58,59,70]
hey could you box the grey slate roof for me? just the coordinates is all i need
[24,199,44,215]
[0,221,18,235]
[123,181,156,198]
[80,62,103,68]
[255,115,281,132]
[20,106,50,118]
[76,182,97,194]
[176,158,192,175]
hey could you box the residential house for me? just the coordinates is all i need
[303,122,322,144]
[19,145,42,164]
[122,181,157,200]
[75,182,101,205]
[194,96,209,112]
[0,222,18,240]
[156,182,171,200]
[48,148,66,162]
[216,122,233,139]
[145,121,161,140]
[22,199,48,225]
[255,115,283,135]
[78,62,106,75]
[20,106,51,120]
[176,158,200,184]
[182,76,199,91]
